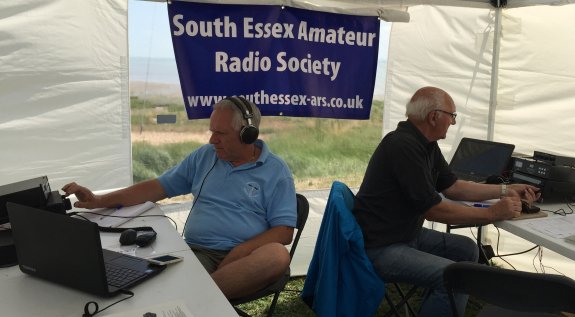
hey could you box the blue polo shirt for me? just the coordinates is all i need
[158,140,297,250]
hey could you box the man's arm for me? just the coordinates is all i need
[217,226,294,269]
[442,180,504,201]
[442,180,541,203]
[424,197,521,225]
[62,179,167,209]
[428,179,542,225]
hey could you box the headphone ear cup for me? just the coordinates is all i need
[240,125,259,144]
[134,231,157,247]
[119,229,137,245]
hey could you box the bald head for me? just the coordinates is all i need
[405,87,454,122]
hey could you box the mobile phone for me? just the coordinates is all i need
[147,254,183,266]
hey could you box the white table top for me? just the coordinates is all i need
[0,205,237,317]
[495,203,575,261]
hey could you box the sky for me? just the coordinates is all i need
[128,0,391,60]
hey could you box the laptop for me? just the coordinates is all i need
[449,137,515,183]
[6,202,165,297]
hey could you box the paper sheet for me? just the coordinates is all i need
[75,201,156,228]
[523,215,575,239]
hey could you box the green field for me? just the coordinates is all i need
[131,96,385,190]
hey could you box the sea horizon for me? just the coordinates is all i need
[129,56,387,99]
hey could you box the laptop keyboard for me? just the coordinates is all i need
[105,263,147,288]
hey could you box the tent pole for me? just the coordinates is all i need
[482,4,503,250]
[487,7,502,142]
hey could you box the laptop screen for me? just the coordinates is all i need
[449,138,515,182]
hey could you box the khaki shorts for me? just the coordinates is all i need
[189,244,230,274]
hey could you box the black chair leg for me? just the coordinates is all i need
[265,291,281,317]
[394,284,418,316]
[384,293,402,317]
[383,284,419,317]
[234,306,251,317]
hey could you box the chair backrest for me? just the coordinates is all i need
[301,181,385,317]
[444,261,575,316]
[332,181,355,212]
[289,193,309,259]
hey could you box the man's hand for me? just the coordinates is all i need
[489,196,522,220]
[61,182,101,209]
[507,184,541,204]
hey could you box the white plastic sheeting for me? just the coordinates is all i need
[384,4,575,160]
[0,0,131,191]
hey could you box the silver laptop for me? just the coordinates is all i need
[7,202,165,297]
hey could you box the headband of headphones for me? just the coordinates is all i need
[224,96,259,144]
[226,96,254,125]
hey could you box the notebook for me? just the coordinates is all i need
[449,137,515,183]
[6,202,165,297]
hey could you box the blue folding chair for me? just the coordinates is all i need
[302,181,417,317]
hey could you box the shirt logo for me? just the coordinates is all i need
[245,182,260,197]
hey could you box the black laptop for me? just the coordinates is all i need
[6,202,165,297]
[449,137,515,183]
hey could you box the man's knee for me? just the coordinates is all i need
[460,236,480,262]
[254,243,290,272]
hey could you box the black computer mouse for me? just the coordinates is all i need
[521,200,540,214]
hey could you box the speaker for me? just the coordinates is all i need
[225,96,259,144]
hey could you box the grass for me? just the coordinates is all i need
[235,277,485,317]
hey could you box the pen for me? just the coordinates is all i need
[473,203,490,208]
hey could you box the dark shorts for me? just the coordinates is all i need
[189,244,230,274]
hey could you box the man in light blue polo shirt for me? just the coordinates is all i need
[62,96,297,300]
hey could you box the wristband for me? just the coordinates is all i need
[500,184,507,197]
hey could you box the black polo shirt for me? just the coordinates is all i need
[353,120,457,248]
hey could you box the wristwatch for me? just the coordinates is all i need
[500,184,507,197]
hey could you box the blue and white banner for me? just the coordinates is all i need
[168,2,379,119]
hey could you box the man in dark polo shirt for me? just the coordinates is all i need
[353,86,539,316]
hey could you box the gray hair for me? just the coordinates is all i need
[214,97,261,131]
[405,87,450,121]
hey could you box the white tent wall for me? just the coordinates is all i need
[384,3,575,160]
[0,0,131,191]
[495,5,575,157]
[384,5,494,158]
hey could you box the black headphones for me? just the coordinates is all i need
[224,96,259,144]
[99,226,157,247]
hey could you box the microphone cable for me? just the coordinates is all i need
[82,289,134,317]
[181,157,218,238]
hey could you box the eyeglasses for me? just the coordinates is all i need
[434,109,457,120]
